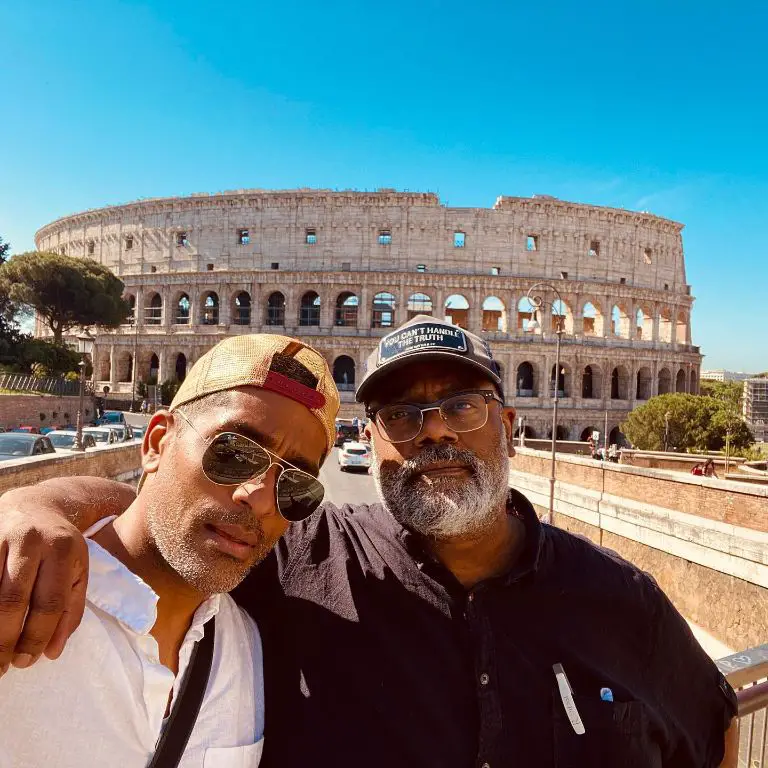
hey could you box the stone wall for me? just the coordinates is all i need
[509,448,768,651]
[619,449,745,474]
[0,394,97,431]
[0,443,142,496]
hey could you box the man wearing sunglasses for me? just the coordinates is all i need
[0,334,338,767]
[0,317,738,767]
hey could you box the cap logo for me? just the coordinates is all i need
[378,322,467,366]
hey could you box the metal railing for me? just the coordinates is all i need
[0,373,84,397]
[717,644,768,766]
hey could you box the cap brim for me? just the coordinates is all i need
[356,350,502,403]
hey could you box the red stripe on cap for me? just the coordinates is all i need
[263,370,327,410]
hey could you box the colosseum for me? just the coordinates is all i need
[35,189,702,442]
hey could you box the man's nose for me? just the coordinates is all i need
[231,464,281,517]
[413,407,458,447]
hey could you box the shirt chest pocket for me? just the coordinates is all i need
[552,694,662,768]
[203,739,264,768]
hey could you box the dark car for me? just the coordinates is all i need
[0,433,56,462]
[11,425,40,434]
[334,424,359,447]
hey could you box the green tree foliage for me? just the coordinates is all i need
[0,251,129,343]
[621,393,753,452]
[698,379,743,409]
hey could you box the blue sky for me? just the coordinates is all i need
[1,0,766,370]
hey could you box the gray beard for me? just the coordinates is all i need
[372,438,510,540]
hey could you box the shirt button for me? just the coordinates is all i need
[480,673,490,686]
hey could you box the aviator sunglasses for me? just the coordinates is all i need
[174,409,325,522]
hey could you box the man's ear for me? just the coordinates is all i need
[501,406,516,457]
[141,410,174,477]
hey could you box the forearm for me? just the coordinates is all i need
[0,476,135,532]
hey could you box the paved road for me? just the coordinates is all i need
[320,448,381,507]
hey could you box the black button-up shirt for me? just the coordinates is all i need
[234,489,736,768]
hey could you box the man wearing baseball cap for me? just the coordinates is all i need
[0,334,338,767]
[0,318,738,767]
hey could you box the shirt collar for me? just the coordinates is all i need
[84,520,222,636]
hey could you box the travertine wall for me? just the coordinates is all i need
[0,394,97,431]
[35,190,701,436]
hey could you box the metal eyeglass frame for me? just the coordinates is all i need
[366,389,504,443]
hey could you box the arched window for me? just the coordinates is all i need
[332,355,356,391]
[202,292,219,325]
[125,295,136,324]
[300,291,321,326]
[611,366,629,399]
[516,362,535,397]
[266,292,285,326]
[145,293,162,325]
[149,353,159,382]
[482,296,506,332]
[119,353,133,383]
[444,294,469,329]
[608,426,626,448]
[552,299,573,334]
[582,365,602,399]
[407,293,433,319]
[580,426,598,442]
[658,367,672,394]
[517,297,535,332]
[676,312,688,344]
[658,308,673,343]
[551,363,568,397]
[514,424,536,439]
[335,292,359,327]
[611,305,630,338]
[233,292,251,326]
[582,301,603,336]
[175,353,187,382]
[636,367,652,400]
[689,369,697,394]
[635,308,647,340]
[175,293,190,325]
[676,368,687,393]
[372,292,396,328]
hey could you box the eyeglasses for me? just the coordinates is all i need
[174,410,325,522]
[367,390,503,444]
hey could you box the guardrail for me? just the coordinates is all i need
[717,644,768,765]
[0,373,89,397]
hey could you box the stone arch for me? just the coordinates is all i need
[407,292,433,319]
[482,296,506,332]
[547,425,570,440]
[144,292,162,326]
[232,291,251,326]
[125,294,136,324]
[148,353,159,382]
[118,352,133,383]
[611,304,631,338]
[517,296,535,332]
[658,366,672,394]
[444,294,469,329]
[97,356,110,382]
[610,365,630,400]
[332,355,356,391]
[299,291,321,326]
[266,291,286,326]
[372,291,396,328]
[635,306,651,340]
[201,292,220,325]
[581,364,602,399]
[636,366,652,400]
[552,299,574,334]
[689,369,697,394]
[516,361,537,397]
[609,426,627,447]
[550,362,570,397]
[676,368,687,393]
[335,292,359,326]
[174,292,191,325]
[514,424,536,439]
[580,426,599,442]
[658,307,673,343]
[175,353,187,382]
[582,300,604,336]
[676,311,688,344]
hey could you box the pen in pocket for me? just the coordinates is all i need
[553,663,585,735]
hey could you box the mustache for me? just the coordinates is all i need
[395,444,482,484]
[195,505,263,535]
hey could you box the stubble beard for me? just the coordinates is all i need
[372,435,510,540]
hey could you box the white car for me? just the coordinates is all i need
[338,441,371,471]
[83,427,119,447]
[47,430,97,452]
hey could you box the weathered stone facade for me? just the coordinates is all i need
[35,189,701,438]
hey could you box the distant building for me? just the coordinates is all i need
[700,369,755,383]
[743,378,768,442]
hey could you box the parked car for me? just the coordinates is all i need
[102,424,132,442]
[0,433,56,461]
[97,410,126,426]
[40,426,62,435]
[132,426,145,440]
[47,430,97,452]
[11,425,40,434]
[83,427,119,446]
[337,441,372,471]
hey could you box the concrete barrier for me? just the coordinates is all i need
[0,443,142,495]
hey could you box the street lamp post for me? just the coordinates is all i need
[524,282,565,524]
[130,309,139,412]
[72,330,94,452]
